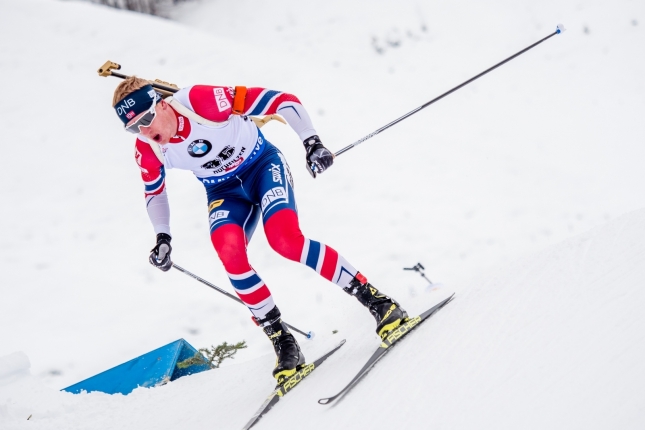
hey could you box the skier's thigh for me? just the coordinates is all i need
[253,151,297,222]
[207,196,256,236]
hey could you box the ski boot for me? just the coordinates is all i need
[344,273,409,339]
[256,306,306,383]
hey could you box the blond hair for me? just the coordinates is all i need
[112,76,151,106]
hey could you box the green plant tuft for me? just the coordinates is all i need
[177,340,248,369]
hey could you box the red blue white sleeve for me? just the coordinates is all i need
[242,87,317,141]
[174,85,318,141]
[134,139,171,236]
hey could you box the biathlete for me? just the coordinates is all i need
[112,77,408,382]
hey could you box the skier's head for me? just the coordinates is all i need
[113,76,177,144]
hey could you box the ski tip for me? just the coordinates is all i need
[307,331,316,339]
[556,24,566,34]
[445,293,456,305]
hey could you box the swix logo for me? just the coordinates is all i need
[214,87,232,112]
[116,98,135,116]
[269,163,282,184]
[177,116,185,132]
[278,153,293,188]
[126,111,136,119]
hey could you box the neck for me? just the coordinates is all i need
[171,107,180,137]
[169,107,190,143]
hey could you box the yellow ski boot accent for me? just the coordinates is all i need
[274,367,298,384]
[378,318,403,339]
[380,304,396,323]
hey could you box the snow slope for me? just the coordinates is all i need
[2,206,644,429]
[0,0,644,428]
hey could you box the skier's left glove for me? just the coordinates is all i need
[304,135,334,178]
[149,233,172,272]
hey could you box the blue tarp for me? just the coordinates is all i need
[62,338,211,395]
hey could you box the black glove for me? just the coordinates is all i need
[304,135,333,178]
[149,233,172,271]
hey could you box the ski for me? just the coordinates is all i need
[318,294,454,405]
[242,339,346,429]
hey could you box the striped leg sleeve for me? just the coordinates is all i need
[300,239,358,290]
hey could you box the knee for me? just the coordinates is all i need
[268,233,304,261]
[211,224,249,270]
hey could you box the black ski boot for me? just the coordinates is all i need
[256,306,306,383]
[344,273,409,339]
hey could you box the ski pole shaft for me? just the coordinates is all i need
[333,25,566,158]
[171,263,313,339]
[173,263,243,303]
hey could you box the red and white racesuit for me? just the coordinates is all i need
[134,85,360,319]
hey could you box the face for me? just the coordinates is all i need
[126,100,177,144]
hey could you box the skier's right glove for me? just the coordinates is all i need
[304,135,334,178]
[149,233,172,272]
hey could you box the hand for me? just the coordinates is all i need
[149,233,172,271]
[304,135,333,178]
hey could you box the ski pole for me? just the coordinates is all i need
[330,24,566,161]
[171,263,314,339]
[404,263,433,285]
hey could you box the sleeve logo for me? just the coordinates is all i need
[214,87,232,112]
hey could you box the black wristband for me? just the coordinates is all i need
[303,135,322,149]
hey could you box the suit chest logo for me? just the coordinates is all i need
[187,139,212,157]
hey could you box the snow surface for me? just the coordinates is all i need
[1,0,644,428]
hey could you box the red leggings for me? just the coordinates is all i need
[210,208,358,319]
